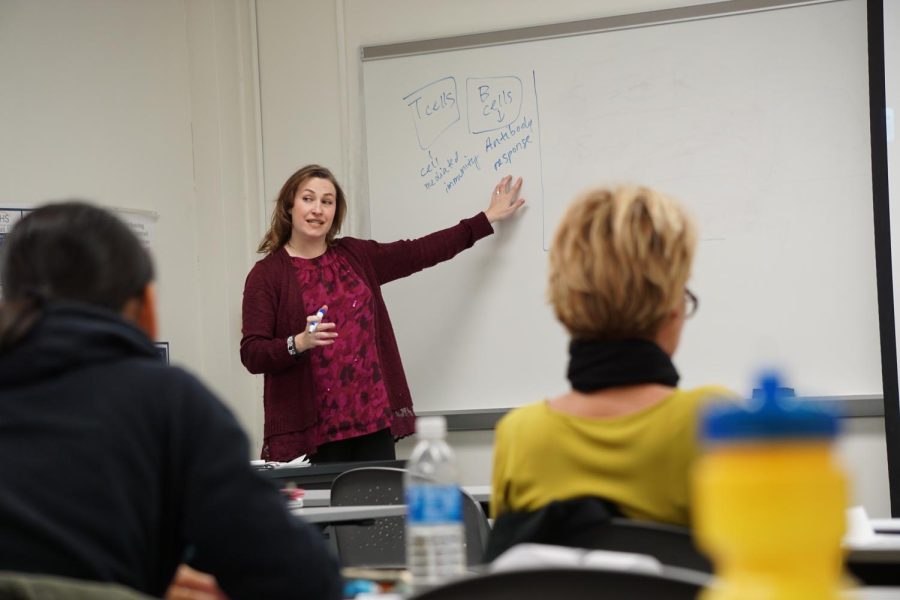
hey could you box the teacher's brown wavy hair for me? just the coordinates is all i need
[547,186,697,341]
[0,201,155,351]
[257,164,348,254]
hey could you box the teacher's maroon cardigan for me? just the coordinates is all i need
[240,212,494,446]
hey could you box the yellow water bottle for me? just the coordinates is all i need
[693,373,847,600]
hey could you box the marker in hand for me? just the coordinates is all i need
[308,306,327,333]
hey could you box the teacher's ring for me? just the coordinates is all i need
[495,190,501,195]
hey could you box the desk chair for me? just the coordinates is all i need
[487,496,711,572]
[583,518,712,573]
[329,466,490,567]
[407,566,704,600]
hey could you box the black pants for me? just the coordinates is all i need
[310,428,396,464]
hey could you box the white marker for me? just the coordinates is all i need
[308,306,327,333]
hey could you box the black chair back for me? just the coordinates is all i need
[587,518,712,573]
[329,466,490,567]
[487,497,711,572]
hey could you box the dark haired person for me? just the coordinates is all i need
[241,164,525,463]
[0,202,341,600]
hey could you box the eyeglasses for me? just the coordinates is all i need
[685,288,699,318]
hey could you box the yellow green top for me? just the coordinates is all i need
[490,386,728,526]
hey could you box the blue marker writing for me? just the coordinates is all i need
[308,306,327,333]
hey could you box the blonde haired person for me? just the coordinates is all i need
[488,186,727,557]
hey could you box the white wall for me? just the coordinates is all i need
[255,0,346,211]
[836,417,891,517]
[183,0,267,440]
[0,0,199,358]
[0,0,263,441]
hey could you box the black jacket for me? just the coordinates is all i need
[485,497,623,562]
[0,303,341,599]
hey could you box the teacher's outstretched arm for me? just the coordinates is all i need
[365,175,526,285]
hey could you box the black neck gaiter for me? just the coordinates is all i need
[567,338,679,392]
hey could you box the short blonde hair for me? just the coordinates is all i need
[547,186,697,340]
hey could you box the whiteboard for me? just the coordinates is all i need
[362,0,881,413]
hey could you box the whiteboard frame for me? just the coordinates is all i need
[866,0,899,517]
[361,0,842,61]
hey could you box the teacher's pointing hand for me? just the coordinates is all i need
[484,175,526,223]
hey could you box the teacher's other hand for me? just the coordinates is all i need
[484,175,525,224]
[165,564,230,600]
[296,315,338,353]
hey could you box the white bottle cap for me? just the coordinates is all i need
[416,416,447,439]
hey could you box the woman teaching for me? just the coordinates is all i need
[241,164,524,463]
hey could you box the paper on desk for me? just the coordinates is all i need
[490,543,662,575]
[250,455,310,470]
[270,454,310,469]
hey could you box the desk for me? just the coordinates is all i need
[258,459,406,489]
[845,537,900,587]
[843,519,900,586]
[292,504,406,525]
[298,486,489,508]
[300,489,330,508]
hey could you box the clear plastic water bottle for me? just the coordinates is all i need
[405,416,465,590]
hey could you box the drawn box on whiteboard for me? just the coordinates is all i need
[466,76,523,134]
[403,76,460,149]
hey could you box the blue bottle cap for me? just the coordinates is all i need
[702,373,839,442]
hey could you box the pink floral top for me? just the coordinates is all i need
[262,250,392,461]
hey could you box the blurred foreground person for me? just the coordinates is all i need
[0,202,340,599]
